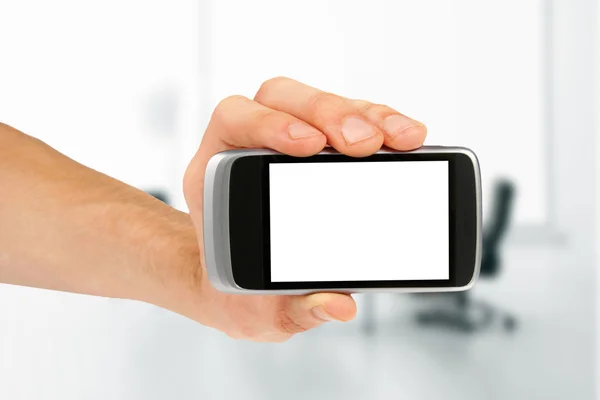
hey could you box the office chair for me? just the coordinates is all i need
[146,190,169,205]
[414,179,517,333]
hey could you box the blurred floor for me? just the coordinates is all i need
[123,243,595,400]
[0,243,595,400]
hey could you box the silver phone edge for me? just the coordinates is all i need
[203,146,482,295]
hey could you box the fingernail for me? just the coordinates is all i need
[382,115,424,139]
[311,306,337,322]
[289,122,322,139]
[341,116,376,145]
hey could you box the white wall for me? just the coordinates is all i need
[1,0,595,399]
[0,0,550,221]
[206,0,547,226]
[0,0,203,209]
[548,0,597,391]
[0,1,205,398]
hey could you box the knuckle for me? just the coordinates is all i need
[251,108,287,131]
[255,76,290,101]
[306,91,342,122]
[217,94,249,107]
[307,91,337,110]
[213,95,248,120]
[275,308,308,335]
[250,107,276,124]
[352,99,372,113]
[210,95,250,135]
[359,102,393,119]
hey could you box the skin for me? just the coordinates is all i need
[0,77,427,342]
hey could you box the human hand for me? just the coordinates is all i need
[183,77,427,342]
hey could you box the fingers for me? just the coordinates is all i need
[183,94,327,218]
[187,78,428,217]
[350,99,428,151]
[208,95,327,157]
[254,77,384,157]
[277,293,357,334]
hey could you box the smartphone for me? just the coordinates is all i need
[203,146,481,294]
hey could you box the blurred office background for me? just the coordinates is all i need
[0,0,597,399]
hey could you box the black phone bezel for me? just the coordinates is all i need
[228,151,477,291]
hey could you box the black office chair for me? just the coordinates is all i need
[414,179,517,333]
[146,189,170,205]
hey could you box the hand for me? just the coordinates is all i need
[183,77,427,342]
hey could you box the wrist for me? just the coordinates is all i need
[136,208,208,321]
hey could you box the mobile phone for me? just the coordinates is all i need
[203,146,481,294]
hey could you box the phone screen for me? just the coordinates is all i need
[268,161,450,282]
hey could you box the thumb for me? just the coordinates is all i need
[281,293,357,334]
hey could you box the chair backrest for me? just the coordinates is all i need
[146,190,170,205]
[480,179,516,277]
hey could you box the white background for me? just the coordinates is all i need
[269,161,449,282]
[0,0,547,221]
[208,0,546,226]
[0,0,204,208]
[0,0,597,399]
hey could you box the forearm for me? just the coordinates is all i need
[0,123,202,310]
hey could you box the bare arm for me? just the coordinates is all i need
[0,77,427,342]
[0,122,200,313]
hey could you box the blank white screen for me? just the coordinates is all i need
[269,161,449,282]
